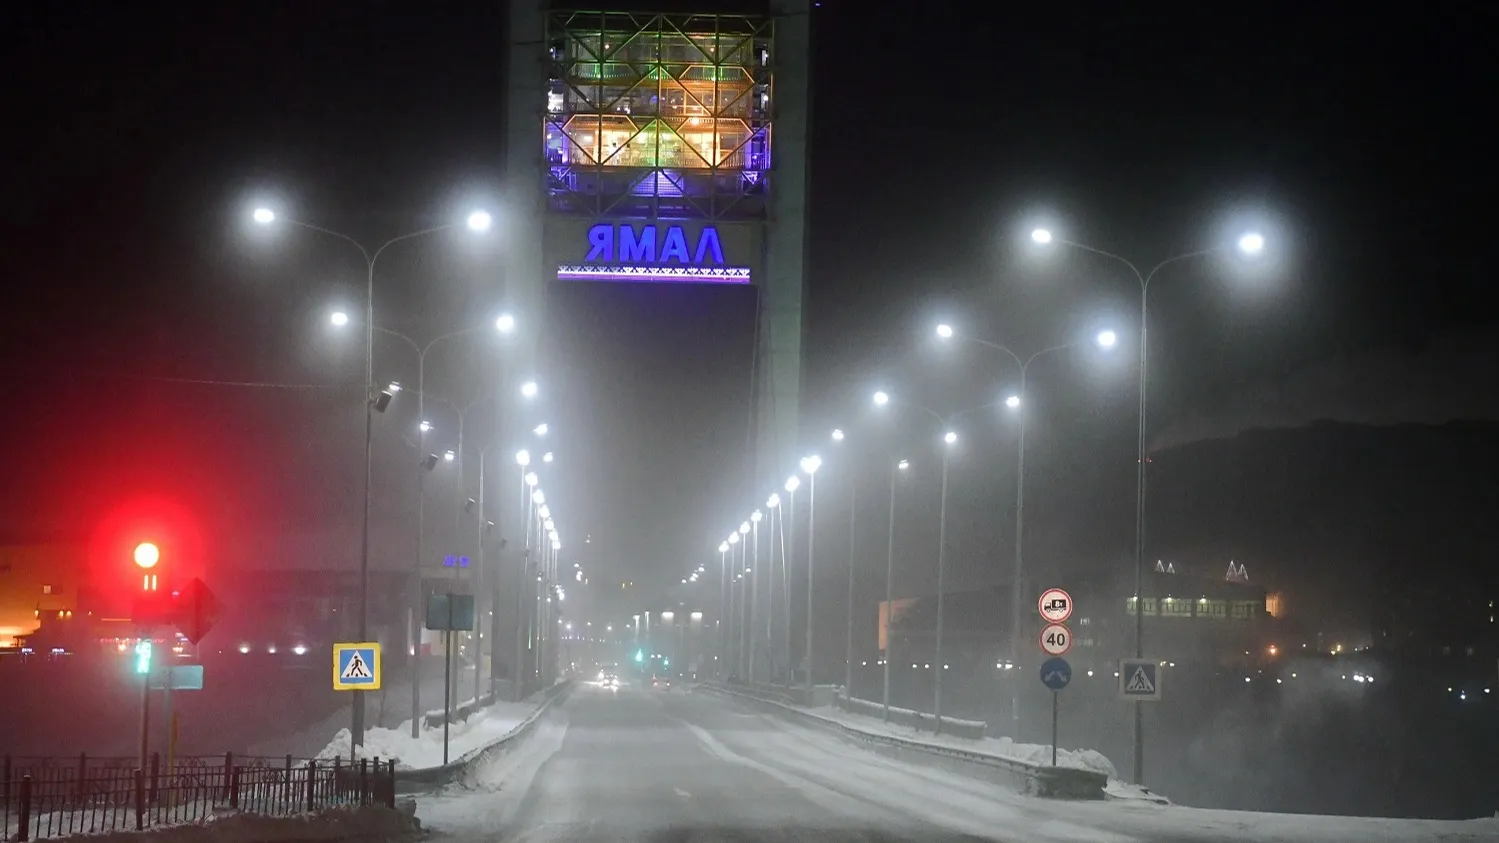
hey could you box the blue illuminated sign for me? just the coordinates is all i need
[584,223,725,265]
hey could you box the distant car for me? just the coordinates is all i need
[651,675,670,691]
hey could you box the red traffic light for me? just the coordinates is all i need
[133,542,160,569]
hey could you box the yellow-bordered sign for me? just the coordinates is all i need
[332,642,381,691]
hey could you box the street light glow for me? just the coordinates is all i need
[516,450,531,466]
[520,381,538,398]
[419,420,433,433]
[751,509,763,522]
[800,455,822,474]
[330,311,350,327]
[719,542,729,553]
[466,210,493,232]
[936,324,954,339]
[532,490,545,504]
[443,450,456,462]
[525,471,539,486]
[944,431,958,445]
[387,382,402,393]
[728,532,740,545]
[496,313,516,333]
[831,428,845,441]
[1030,228,1053,245]
[538,505,551,519]
[543,451,554,463]
[785,475,801,492]
[1097,329,1118,348]
[1005,395,1021,409]
[897,459,910,470]
[739,521,751,534]
[252,208,275,224]
[534,423,549,436]
[872,391,890,406]
[766,493,780,509]
[1238,232,1265,255]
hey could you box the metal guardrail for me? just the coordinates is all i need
[699,682,1106,800]
[1,751,395,841]
[395,680,575,791]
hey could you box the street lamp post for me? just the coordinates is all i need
[718,541,731,677]
[766,493,781,681]
[253,207,491,749]
[1030,226,1264,783]
[800,456,821,689]
[936,326,1117,736]
[782,475,800,685]
[750,509,763,682]
[882,458,909,719]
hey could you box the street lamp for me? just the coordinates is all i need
[799,455,821,689]
[330,311,350,327]
[516,450,531,467]
[496,313,516,333]
[1029,222,1267,784]
[882,456,910,720]
[265,206,495,749]
[935,324,1117,733]
[520,381,539,399]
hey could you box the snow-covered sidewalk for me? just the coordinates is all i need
[316,697,543,771]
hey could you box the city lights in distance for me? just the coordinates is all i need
[1030,228,1053,245]
[330,311,350,327]
[1096,329,1118,348]
[466,210,493,232]
[495,313,516,333]
[252,208,275,224]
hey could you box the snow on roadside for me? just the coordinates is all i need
[809,703,1121,780]
[317,699,539,770]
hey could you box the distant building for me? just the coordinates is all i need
[0,543,83,648]
[884,567,1273,672]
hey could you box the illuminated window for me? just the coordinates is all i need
[1196,600,1228,619]
[42,585,52,595]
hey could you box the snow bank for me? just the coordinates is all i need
[35,806,420,843]
[316,700,539,771]
[809,704,1119,779]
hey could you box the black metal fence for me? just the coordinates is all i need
[1,752,395,842]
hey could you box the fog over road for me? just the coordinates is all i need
[418,684,1499,843]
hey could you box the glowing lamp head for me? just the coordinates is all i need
[132,542,160,569]
[252,208,275,224]
[751,510,763,523]
[1030,228,1053,245]
[1237,232,1265,255]
[496,313,516,333]
[520,381,539,399]
[443,449,456,462]
[330,311,350,327]
[897,459,910,470]
[872,391,890,406]
[800,455,822,475]
[719,542,729,553]
[936,324,954,339]
[943,431,958,445]
[739,521,750,535]
[466,210,493,232]
[728,532,739,545]
[785,475,801,493]
[1096,329,1118,348]
[1005,395,1021,409]
[831,428,845,441]
[516,449,531,466]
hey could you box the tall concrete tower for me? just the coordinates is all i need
[500,0,809,688]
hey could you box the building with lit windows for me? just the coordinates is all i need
[0,542,82,648]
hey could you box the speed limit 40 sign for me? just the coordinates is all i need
[1039,623,1072,656]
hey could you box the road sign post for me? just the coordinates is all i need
[1038,656,1071,767]
[424,594,475,766]
[1038,588,1073,624]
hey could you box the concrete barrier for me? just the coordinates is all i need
[699,682,1105,800]
[833,692,988,740]
[395,680,573,792]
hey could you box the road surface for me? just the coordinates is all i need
[419,683,1499,843]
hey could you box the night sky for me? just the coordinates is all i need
[4,3,1492,628]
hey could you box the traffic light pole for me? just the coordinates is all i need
[137,633,151,773]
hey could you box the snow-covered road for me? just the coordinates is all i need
[416,684,1499,843]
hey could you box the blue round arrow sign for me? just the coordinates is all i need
[1039,656,1072,691]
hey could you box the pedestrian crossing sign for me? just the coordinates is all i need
[333,642,381,691]
[1119,658,1161,701]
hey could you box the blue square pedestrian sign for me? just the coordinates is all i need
[1119,658,1161,701]
[333,642,381,691]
